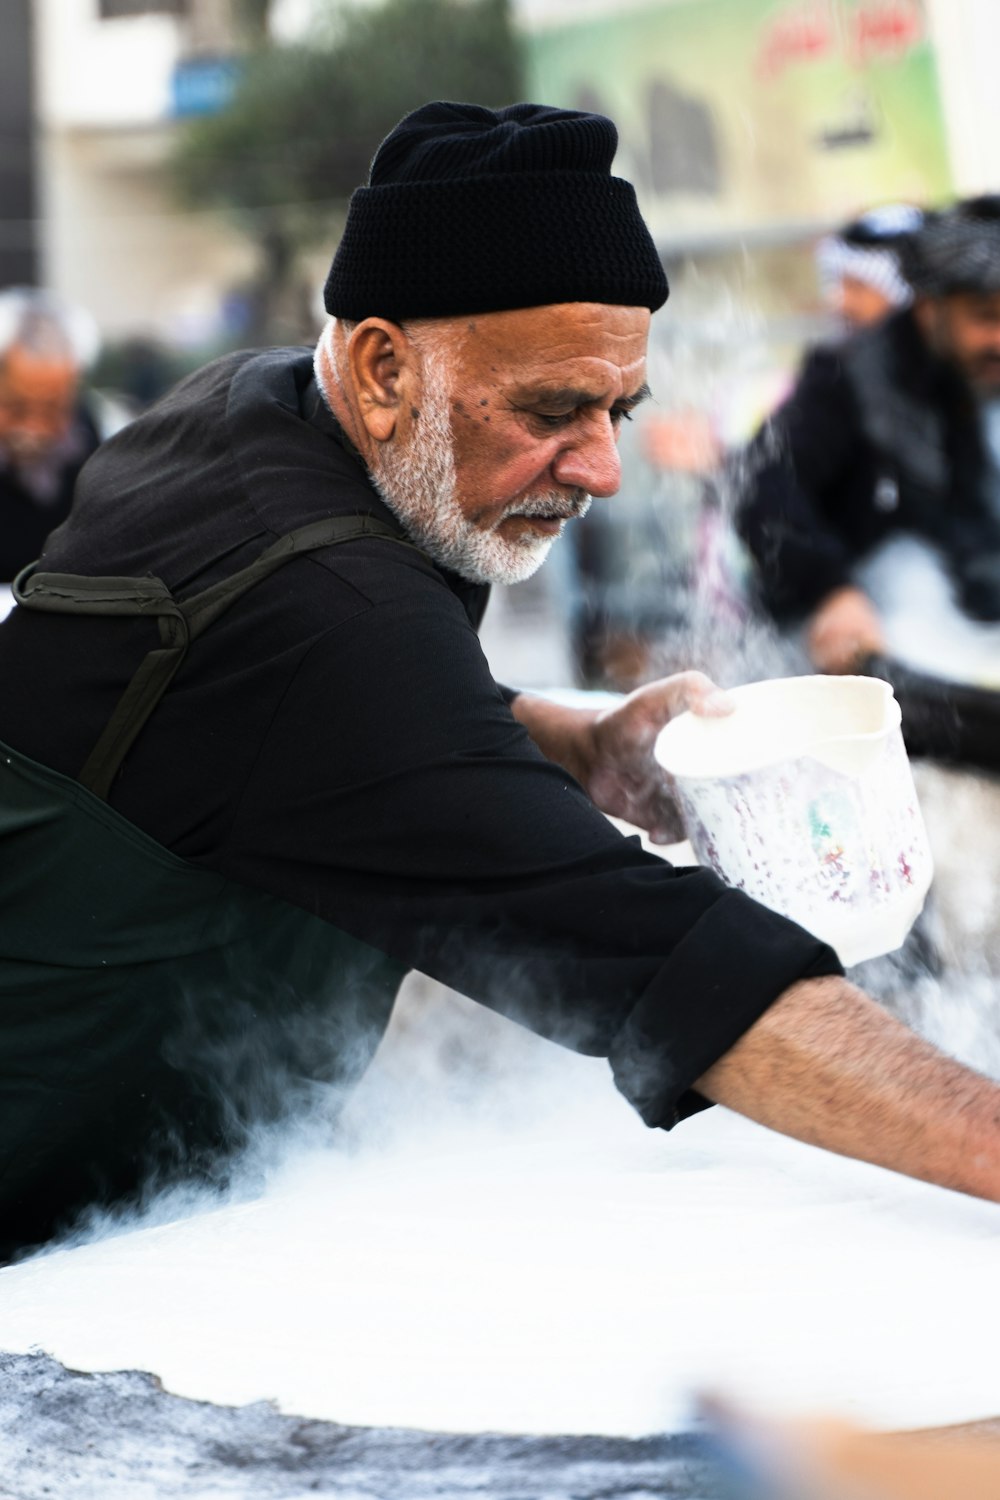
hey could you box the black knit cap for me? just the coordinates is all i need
[323,100,669,322]
[903,198,1000,297]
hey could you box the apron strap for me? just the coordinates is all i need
[13,513,417,800]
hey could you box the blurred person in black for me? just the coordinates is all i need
[737,200,1000,700]
[737,197,1000,770]
[0,288,101,583]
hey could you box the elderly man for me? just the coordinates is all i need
[0,287,100,583]
[0,102,996,1262]
[738,198,1000,674]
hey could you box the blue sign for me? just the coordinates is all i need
[170,57,240,119]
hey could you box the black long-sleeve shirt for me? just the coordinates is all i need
[0,348,840,1128]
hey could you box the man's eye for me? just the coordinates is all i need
[532,411,574,429]
[611,406,635,425]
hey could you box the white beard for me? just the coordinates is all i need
[365,348,590,586]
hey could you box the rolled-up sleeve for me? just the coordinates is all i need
[609,888,839,1127]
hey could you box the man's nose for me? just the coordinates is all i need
[552,417,622,497]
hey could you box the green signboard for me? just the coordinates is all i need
[525,0,952,243]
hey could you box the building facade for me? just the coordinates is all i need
[32,0,258,345]
[20,0,1000,352]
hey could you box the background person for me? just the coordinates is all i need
[0,288,101,584]
[815,202,924,334]
[555,405,718,691]
[737,197,1000,681]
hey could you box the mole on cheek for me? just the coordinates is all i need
[410,406,420,422]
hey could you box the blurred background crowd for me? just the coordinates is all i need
[4,0,1000,715]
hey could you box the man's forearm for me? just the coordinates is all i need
[510,693,598,784]
[696,975,1000,1201]
[512,691,1000,1201]
[510,674,731,841]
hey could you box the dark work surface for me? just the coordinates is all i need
[0,1351,727,1500]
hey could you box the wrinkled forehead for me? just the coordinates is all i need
[444,301,650,389]
[0,344,79,404]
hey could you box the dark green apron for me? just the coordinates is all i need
[0,516,412,1260]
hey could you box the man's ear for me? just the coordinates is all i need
[347,320,419,443]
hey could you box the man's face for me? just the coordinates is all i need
[367,302,650,584]
[917,291,1000,394]
[0,345,78,465]
[834,274,896,332]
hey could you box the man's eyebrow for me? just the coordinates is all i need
[511,381,653,408]
[616,381,652,408]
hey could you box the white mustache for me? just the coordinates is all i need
[504,493,591,522]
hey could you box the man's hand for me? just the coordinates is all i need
[808,585,886,673]
[702,1397,1000,1500]
[511,671,732,843]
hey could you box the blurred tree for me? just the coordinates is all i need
[233,0,272,42]
[172,0,523,344]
